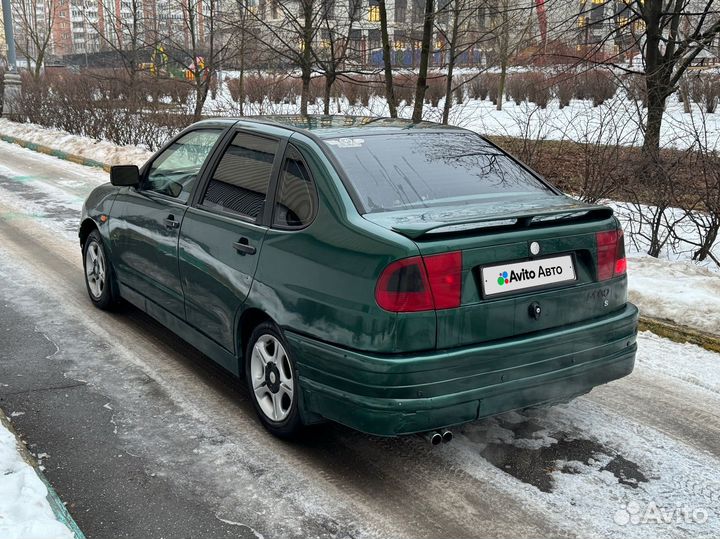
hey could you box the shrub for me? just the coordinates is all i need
[525,72,550,108]
[15,69,193,151]
[486,74,500,105]
[574,70,617,106]
[342,79,361,106]
[625,74,647,107]
[226,78,242,102]
[393,73,416,105]
[506,74,527,105]
[554,74,575,109]
[425,76,445,107]
[468,75,489,101]
[453,76,466,104]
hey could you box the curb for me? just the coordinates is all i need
[639,315,720,354]
[0,133,111,172]
[0,409,86,539]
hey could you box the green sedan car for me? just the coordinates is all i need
[79,115,638,441]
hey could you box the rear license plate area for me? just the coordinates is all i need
[481,255,576,297]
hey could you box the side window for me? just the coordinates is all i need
[201,132,278,220]
[273,145,317,228]
[145,129,222,203]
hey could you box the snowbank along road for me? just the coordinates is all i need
[0,140,719,539]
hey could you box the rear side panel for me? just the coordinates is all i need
[247,134,437,354]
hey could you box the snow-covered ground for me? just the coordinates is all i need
[205,72,720,151]
[0,419,75,539]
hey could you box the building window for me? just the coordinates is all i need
[350,0,361,21]
[395,0,406,23]
[368,29,381,52]
[369,0,380,22]
[412,0,424,24]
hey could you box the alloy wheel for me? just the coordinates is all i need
[250,334,295,422]
[85,241,106,300]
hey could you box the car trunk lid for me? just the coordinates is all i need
[364,194,627,349]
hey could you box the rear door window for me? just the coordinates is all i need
[324,132,554,213]
[201,132,279,220]
[272,145,317,228]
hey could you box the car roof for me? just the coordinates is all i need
[193,115,469,139]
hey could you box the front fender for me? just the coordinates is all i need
[79,183,120,250]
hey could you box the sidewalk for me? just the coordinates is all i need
[0,410,85,539]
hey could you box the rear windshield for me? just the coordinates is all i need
[325,132,554,213]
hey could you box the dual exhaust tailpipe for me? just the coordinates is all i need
[422,429,453,445]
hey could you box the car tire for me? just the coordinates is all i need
[245,321,303,438]
[83,229,117,310]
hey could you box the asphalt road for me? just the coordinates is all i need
[1,141,719,539]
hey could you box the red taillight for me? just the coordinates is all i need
[596,229,626,281]
[375,252,463,312]
[424,251,463,309]
[375,256,434,312]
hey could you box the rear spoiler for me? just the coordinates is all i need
[390,205,614,239]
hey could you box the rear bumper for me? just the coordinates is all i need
[287,303,639,436]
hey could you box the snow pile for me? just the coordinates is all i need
[0,421,74,539]
[0,119,152,167]
[627,256,720,335]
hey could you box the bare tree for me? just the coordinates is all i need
[638,1,720,155]
[157,0,234,120]
[244,0,326,115]
[412,0,435,122]
[487,0,534,111]
[86,0,153,81]
[564,0,720,155]
[12,0,57,78]
[313,0,357,114]
[378,0,397,117]
[436,0,490,123]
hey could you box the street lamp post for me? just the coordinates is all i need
[2,0,22,118]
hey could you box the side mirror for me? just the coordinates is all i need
[110,165,140,187]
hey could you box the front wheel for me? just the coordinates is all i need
[83,230,117,310]
[245,322,303,438]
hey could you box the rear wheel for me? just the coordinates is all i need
[83,230,117,310]
[245,322,303,438]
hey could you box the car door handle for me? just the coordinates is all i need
[233,238,256,255]
[164,215,180,229]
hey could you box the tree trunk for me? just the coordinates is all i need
[323,74,335,115]
[412,0,434,123]
[193,79,209,121]
[496,60,507,111]
[34,49,45,79]
[442,53,455,124]
[238,38,245,116]
[643,93,665,156]
[441,3,459,125]
[300,0,314,116]
[693,223,719,262]
[300,69,311,115]
[379,0,397,118]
